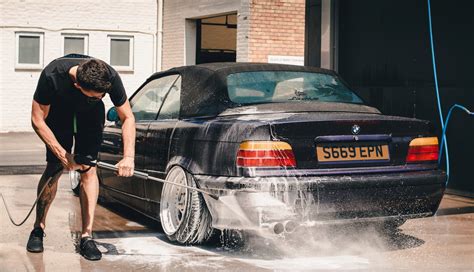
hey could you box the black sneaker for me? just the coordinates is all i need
[80,237,102,261]
[26,227,44,253]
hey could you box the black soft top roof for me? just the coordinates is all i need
[145,62,339,118]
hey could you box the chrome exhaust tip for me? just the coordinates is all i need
[283,220,298,233]
[269,222,285,235]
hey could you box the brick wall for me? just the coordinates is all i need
[0,0,157,132]
[248,0,305,62]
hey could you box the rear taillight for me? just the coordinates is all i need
[406,137,439,163]
[237,141,296,168]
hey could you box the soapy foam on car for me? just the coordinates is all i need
[201,174,402,270]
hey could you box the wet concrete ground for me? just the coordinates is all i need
[0,174,473,271]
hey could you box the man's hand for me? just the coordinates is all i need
[116,101,136,177]
[116,156,134,177]
[63,152,82,171]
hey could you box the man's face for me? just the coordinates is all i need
[74,83,106,102]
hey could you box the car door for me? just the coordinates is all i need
[100,74,180,211]
[142,76,182,216]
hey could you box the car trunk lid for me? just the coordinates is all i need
[268,111,431,169]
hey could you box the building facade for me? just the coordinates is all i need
[0,0,158,132]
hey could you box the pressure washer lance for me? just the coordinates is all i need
[97,161,219,200]
[74,155,220,200]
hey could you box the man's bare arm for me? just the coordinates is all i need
[115,100,136,177]
[31,100,76,169]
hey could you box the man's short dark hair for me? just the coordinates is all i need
[76,59,112,93]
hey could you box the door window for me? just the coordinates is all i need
[131,75,179,121]
[157,76,181,120]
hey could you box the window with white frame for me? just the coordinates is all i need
[62,34,88,56]
[109,36,134,71]
[15,32,44,69]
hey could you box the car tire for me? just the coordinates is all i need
[69,171,81,197]
[160,166,214,245]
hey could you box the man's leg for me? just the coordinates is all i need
[27,162,63,253]
[77,163,102,261]
[75,101,104,260]
[28,101,74,253]
[79,166,99,237]
[34,163,64,229]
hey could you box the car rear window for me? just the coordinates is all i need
[227,71,363,105]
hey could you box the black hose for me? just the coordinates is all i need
[0,166,63,226]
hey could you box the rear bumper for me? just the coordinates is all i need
[195,170,446,231]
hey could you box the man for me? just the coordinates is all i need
[28,54,136,261]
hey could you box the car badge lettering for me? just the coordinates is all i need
[351,125,361,135]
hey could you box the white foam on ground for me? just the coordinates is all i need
[99,235,225,269]
[97,229,382,271]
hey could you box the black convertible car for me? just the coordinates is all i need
[92,63,446,245]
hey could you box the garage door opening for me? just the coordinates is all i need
[196,14,237,64]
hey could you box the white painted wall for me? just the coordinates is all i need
[0,0,157,132]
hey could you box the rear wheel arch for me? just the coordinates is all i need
[166,156,197,175]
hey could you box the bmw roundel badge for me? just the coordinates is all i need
[351,124,361,135]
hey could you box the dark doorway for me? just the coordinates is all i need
[336,0,474,193]
[196,14,237,64]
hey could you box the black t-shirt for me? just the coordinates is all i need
[33,55,127,110]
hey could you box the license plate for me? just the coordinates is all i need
[316,143,390,163]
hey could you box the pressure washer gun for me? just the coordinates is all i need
[73,154,219,200]
[73,154,147,179]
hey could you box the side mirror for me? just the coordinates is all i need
[106,107,119,122]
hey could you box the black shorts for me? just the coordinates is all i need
[45,101,105,163]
